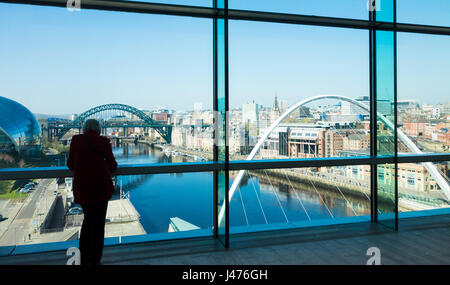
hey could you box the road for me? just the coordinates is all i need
[0,179,54,246]
[16,180,52,220]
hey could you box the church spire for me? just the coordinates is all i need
[273,94,279,112]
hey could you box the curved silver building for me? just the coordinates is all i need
[0,96,42,155]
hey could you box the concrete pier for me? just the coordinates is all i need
[104,199,146,238]
[168,217,200,232]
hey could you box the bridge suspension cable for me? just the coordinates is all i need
[249,174,269,224]
[237,185,249,226]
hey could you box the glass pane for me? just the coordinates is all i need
[0,172,213,252]
[229,165,371,234]
[216,16,229,246]
[216,19,227,162]
[0,4,212,168]
[374,0,394,22]
[229,21,370,161]
[117,173,213,240]
[375,28,397,229]
[377,164,396,226]
[397,161,450,216]
[398,33,450,155]
[217,170,227,229]
[229,0,369,20]
[397,0,450,27]
[216,0,226,9]
[375,30,395,156]
[89,0,212,7]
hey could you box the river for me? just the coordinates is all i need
[112,143,372,235]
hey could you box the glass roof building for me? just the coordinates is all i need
[0,96,42,155]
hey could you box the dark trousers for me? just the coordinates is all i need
[79,201,108,265]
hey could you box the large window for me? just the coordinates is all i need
[397,33,450,155]
[397,162,450,215]
[229,165,371,234]
[0,172,213,248]
[126,0,211,6]
[397,0,450,27]
[229,0,369,20]
[229,21,369,161]
[0,0,449,255]
[0,3,213,169]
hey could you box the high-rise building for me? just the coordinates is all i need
[242,102,259,154]
[279,100,288,113]
[242,102,259,124]
[242,101,259,136]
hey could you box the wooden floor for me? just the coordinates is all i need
[1,214,450,265]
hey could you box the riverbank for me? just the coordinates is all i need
[248,168,374,204]
[128,139,213,161]
[121,139,449,213]
[247,168,449,212]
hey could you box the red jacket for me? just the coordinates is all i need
[67,131,118,205]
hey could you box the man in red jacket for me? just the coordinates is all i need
[67,119,118,265]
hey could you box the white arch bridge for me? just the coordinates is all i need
[219,94,450,225]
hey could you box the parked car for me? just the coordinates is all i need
[24,183,34,191]
[20,188,30,193]
[67,207,83,215]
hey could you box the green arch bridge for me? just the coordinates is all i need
[50,103,172,143]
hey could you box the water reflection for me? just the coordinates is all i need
[112,143,373,234]
[230,173,371,227]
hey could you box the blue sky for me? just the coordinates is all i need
[0,1,448,115]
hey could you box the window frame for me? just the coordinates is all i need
[0,0,449,251]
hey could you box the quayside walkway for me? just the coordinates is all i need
[1,214,449,265]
